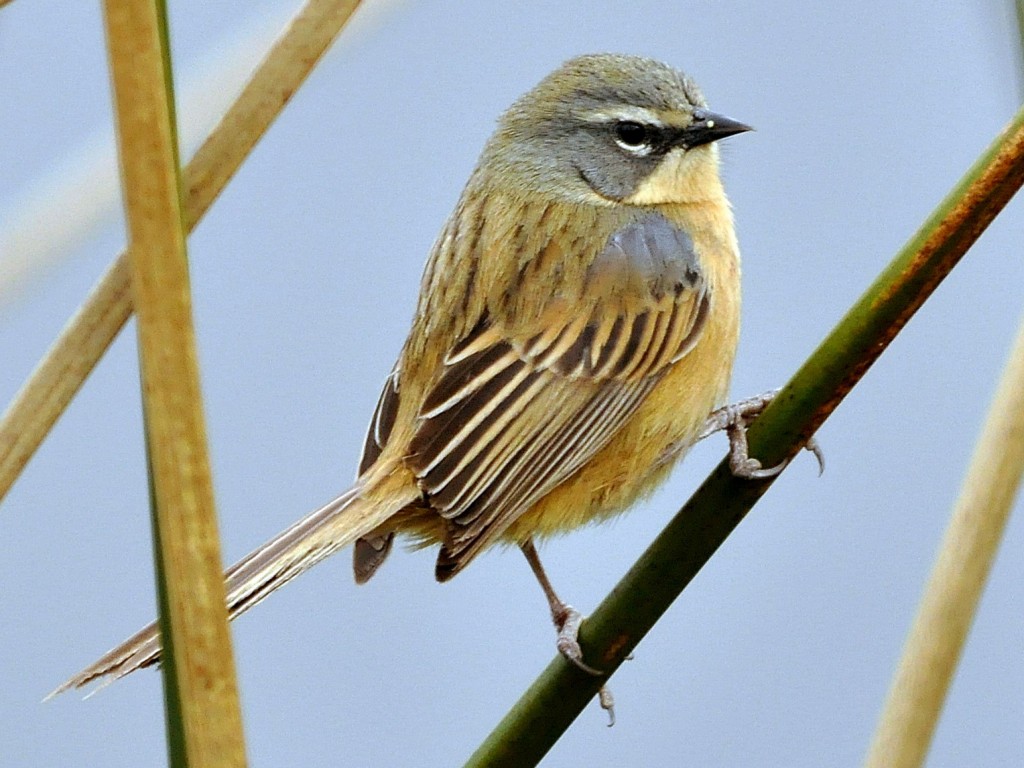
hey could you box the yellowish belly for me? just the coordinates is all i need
[501,264,739,542]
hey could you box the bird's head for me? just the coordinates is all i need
[482,53,751,206]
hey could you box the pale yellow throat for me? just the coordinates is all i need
[624,145,725,206]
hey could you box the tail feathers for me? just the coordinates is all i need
[50,476,417,697]
[353,532,395,584]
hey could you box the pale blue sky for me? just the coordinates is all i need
[2,1,1022,766]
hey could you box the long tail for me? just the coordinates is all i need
[51,472,418,696]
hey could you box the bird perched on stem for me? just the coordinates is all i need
[56,54,807,715]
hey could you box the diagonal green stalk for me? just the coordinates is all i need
[464,105,1024,768]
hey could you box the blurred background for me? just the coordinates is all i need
[2,1,1022,765]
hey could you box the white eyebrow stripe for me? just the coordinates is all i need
[584,105,666,126]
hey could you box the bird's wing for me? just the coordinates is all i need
[358,365,400,476]
[370,212,711,578]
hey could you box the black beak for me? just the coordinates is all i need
[677,109,753,149]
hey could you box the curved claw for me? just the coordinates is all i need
[732,440,823,481]
[552,604,617,724]
[806,437,826,476]
[599,687,616,727]
[555,605,603,676]
[702,390,825,481]
[731,455,787,480]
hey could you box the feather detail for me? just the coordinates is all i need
[398,210,712,578]
[53,472,419,694]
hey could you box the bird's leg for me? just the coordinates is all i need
[698,390,825,479]
[520,539,616,725]
[520,539,599,673]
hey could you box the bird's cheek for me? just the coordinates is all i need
[625,147,718,206]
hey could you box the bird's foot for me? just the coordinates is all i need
[552,603,602,675]
[552,603,615,726]
[520,540,616,725]
[700,390,825,479]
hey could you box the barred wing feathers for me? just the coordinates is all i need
[398,212,711,578]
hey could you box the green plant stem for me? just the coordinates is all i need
[464,105,1024,768]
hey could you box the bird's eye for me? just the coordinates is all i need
[613,121,651,152]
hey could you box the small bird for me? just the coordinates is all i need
[56,54,794,705]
